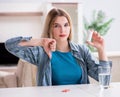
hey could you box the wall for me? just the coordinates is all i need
[0,3,51,42]
[83,0,120,51]
[0,2,83,44]
[0,0,120,51]
[0,16,42,42]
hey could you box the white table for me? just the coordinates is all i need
[0,82,120,97]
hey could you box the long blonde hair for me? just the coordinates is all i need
[41,8,73,41]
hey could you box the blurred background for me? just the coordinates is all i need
[0,0,120,88]
[0,0,119,51]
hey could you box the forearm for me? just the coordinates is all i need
[98,48,108,61]
[5,36,32,56]
[19,38,43,47]
[5,36,45,65]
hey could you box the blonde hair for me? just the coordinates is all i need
[41,8,73,41]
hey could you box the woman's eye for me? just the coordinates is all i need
[54,25,58,28]
[64,23,69,27]
[54,24,60,28]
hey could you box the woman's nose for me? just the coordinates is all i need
[60,26,65,33]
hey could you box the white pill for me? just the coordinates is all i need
[86,30,93,42]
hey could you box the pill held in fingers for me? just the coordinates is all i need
[86,30,93,42]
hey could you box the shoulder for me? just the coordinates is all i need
[69,41,89,52]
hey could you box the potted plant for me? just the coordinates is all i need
[83,10,114,52]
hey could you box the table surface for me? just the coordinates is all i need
[0,82,120,97]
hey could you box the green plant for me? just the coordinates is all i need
[83,10,114,52]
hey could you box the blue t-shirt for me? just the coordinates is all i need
[51,51,82,85]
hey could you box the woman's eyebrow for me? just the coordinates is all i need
[53,23,59,25]
[53,22,69,25]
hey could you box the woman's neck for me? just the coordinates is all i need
[56,41,70,52]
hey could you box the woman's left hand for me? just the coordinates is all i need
[86,31,105,51]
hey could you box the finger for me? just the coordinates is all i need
[43,38,56,58]
[93,31,99,37]
[45,50,51,58]
[86,41,95,47]
[47,51,51,58]
[44,47,52,58]
[92,32,102,41]
[50,44,56,51]
[49,40,56,51]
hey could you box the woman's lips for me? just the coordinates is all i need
[59,34,66,37]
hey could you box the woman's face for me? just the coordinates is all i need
[52,16,70,42]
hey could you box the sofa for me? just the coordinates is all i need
[0,59,37,88]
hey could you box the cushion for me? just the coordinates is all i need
[0,71,17,88]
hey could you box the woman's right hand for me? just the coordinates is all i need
[41,38,56,58]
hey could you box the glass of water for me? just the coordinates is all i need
[98,65,111,89]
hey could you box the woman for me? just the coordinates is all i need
[5,8,111,86]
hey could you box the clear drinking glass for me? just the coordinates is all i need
[98,65,111,89]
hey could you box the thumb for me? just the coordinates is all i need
[45,49,52,58]
[86,41,94,47]
[47,51,52,58]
